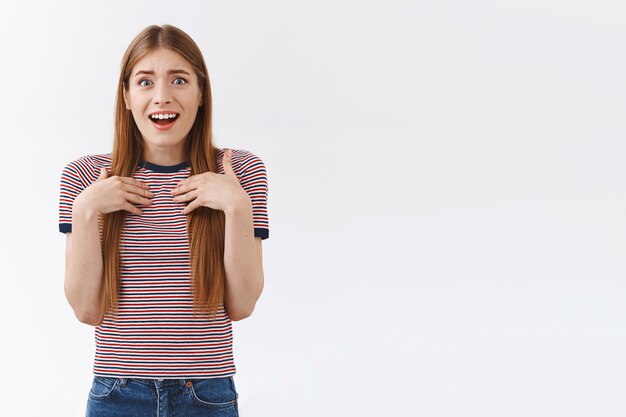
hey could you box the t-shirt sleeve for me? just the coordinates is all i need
[238,152,270,240]
[58,156,94,234]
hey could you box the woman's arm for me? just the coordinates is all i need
[172,149,268,320]
[60,160,153,326]
[223,199,264,321]
[64,200,105,326]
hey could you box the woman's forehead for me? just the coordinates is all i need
[131,48,194,76]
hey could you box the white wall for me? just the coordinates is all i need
[0,0,624,416]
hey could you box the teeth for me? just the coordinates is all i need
[150,113,178,120]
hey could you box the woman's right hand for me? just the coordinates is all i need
[74,167,153,216]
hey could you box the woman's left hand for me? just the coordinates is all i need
[171,149,250,215]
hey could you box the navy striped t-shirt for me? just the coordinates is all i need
[58,148,269,378]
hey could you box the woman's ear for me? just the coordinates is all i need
[123,88,130,110]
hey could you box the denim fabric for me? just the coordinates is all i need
[86,375,239,416]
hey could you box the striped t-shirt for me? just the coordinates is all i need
[58,148,269,379]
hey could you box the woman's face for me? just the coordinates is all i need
[123,48,203,154]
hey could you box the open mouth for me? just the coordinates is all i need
[149,113,180,129]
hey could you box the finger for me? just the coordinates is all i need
[124,190,152,206]
[115,176,150,190]
[173,173,196,191]
[123,183,154,199]
[182,200,199,215]
[98,167,108,180]
[123,202,143,216]
[172,189,197,203]
[222,149,236,176]
[171,180,197,196]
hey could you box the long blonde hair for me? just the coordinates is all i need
[100,24,225,321]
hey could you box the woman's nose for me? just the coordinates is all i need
[153,84,173,104]
[154,95,172,104]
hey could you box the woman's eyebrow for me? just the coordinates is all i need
[133,69,191,78]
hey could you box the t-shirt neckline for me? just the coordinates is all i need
[138,160,190,173]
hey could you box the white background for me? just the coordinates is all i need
[0,0,624,416]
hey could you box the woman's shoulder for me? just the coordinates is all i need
[64,152,112,169]
[61,152,113,183]
[216,147,266,175]
[216,147,263,162]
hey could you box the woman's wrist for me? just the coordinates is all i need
[224,194,252,218]
[73,195,100,222]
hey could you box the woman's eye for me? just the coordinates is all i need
[173,77,187,85]
[139,79,152,87]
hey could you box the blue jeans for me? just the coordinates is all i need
[86,376,239,416]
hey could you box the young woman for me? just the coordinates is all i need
[58,24,269,416]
